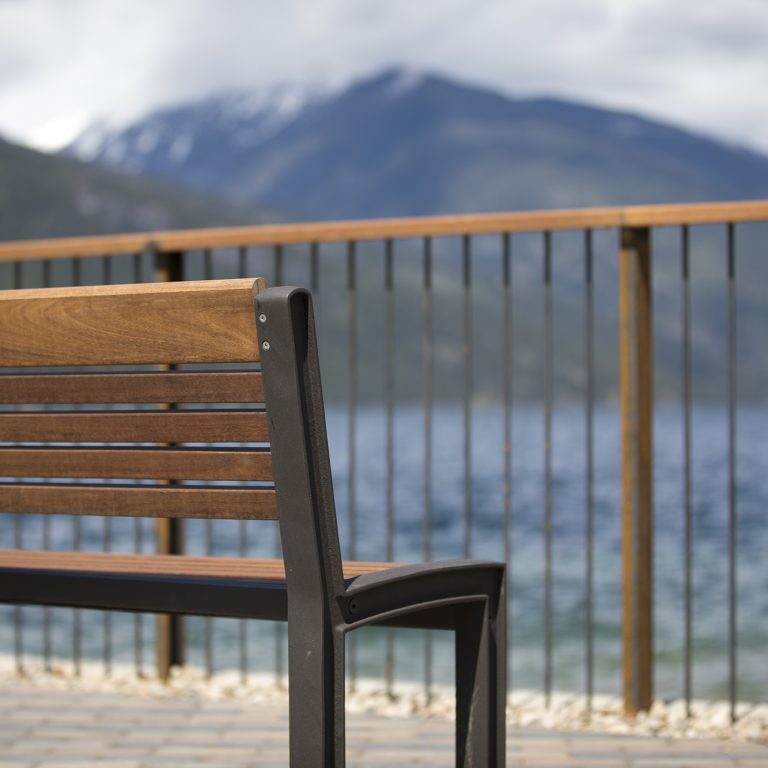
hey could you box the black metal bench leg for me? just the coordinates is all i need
[455,592,506,767]
[289,620,346,767]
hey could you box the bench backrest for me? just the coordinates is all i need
[0,279,346,599]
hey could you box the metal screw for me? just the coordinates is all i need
[258,313,267,323]
[262,341,270,351]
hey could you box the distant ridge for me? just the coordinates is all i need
[68,67,768,219]
[0,135,275,243]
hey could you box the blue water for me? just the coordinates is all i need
[1,404,766,702]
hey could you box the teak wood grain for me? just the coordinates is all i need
[0,372,264,404]
[0,447,273,481]
[0,279,265,366]
[0,484,278,519]
[0,410,268,443]
[0,550,396,580]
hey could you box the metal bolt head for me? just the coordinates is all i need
[262,340,270,351]
[258,313,267,323]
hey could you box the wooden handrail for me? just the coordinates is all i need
[1,199,767,262]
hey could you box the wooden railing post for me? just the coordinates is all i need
[619,226,654,715]
[153,248,186,681]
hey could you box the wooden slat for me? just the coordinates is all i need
[0,372,264,404]
[0,279,265,367]
[0,484,277,520]
[0,410,268,443]
[0,200,767,262]
[0,447,273,481]
[0,550,397,580]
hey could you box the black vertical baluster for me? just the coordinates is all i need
[274,244,284,286]
[102,255,113,675]
[238,515,248,684]
[502,233,513,693]
[238,244,248,278]
[42,258,52,672]
[463,235,473,559]
[543,231,553,707]
[584,230,594,714]
[423,237,434,703]
[132,252,144,676]
[238,244,249,685]
[274,244,285,686]
[203,245,213,274]
[384,239,396,697]
[681,226,693,716]
[12,260,23,675]
[73,527,83,679]
[203,248,214,679]
[347,240,358,688]
[72,257,83,676]
[309,244,319,385]
[310,242,319,294]
[727,223,738,723]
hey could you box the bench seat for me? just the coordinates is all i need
[0,549,394,580]
[0,549,396,623]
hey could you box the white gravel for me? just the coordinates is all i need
[1,654,765,744]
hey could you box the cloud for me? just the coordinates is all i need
[0,0,767,153]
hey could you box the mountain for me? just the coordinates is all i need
[68,68,768,220]
[0,135,275,242]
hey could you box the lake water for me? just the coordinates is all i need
[1,404,765,702]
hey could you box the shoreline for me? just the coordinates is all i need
[1,655,765,744]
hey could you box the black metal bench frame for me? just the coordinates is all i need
[0,281,506,767]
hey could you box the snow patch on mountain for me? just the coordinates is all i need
[68,80,335,169]
[70,121,116,161]
[169,132,194,163]
[383,68,427,99]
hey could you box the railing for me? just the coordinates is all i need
[1,200,767,720]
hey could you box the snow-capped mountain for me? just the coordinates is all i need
[67,67,768,220]
[69,80,332,188]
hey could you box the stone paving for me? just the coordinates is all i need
[1,679,767,767]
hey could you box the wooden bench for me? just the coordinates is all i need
[0,278,506,767]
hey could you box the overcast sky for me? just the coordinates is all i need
[1,0,767,154]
